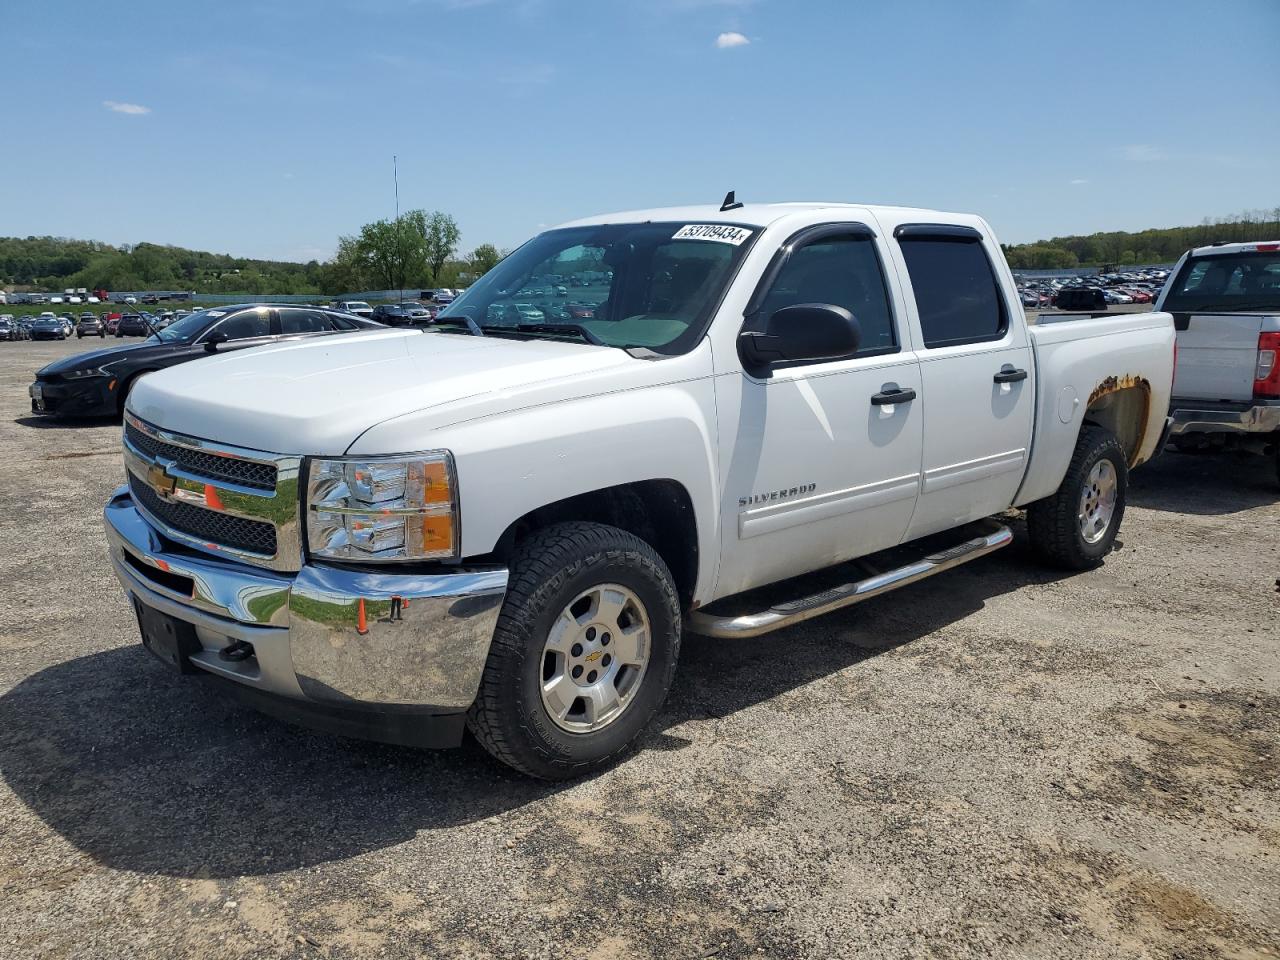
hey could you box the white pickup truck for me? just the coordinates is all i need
[1156,240,1280,484]
[104,201,1175,778]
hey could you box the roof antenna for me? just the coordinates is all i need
[720,190,744,212]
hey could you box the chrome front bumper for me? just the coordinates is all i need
[105,487,508,723]
[1168,400,1280,436]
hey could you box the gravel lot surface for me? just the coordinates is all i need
[1,337,1277,960]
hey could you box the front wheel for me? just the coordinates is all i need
[467,522,681,780]
[1027,424,1128,569]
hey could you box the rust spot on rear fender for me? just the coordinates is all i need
[1086,375,1152,467]
[1087,373,1150,408]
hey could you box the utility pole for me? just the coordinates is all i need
[394,155,402,304]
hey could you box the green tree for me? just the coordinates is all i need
[467,243,504,277]
[353,212,429,291]
[423,212,461,285]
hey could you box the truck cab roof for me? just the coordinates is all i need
[1190,239,1280,257]
[557,201,983,232]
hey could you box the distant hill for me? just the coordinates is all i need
[7,206,1279,290]
[0,236,326,296]
[1003,207,1280,269]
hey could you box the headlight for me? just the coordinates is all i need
[305,453,457,562]
[63,368,107,380]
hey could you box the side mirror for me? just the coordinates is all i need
[204,331,229,352]
[738,303,861,372]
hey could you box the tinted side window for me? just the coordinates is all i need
[760,235,897,356]
[214,309,272,340]
[899,238,1007,348]
[279,309,333,334]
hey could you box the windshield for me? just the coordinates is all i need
[149,308,222,342]
[438,221,758,353]
[1164,250,1280,313]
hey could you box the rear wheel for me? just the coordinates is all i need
[1028,425,1128,570]
[467,522,681,780]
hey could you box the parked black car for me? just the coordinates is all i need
[370,303,431,326]
[115,313,153,337]
[1052,288,1108,311]
[29,304,379,418]
[30,316,67,340]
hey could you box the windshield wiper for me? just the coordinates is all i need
[515,322,606,346]
[430,314,485,336]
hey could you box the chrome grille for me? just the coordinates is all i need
[129,473,277,555]
[122,413,302,571]
[125,420,277,491]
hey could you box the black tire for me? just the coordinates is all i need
[1027,424,1128,570]
[467,522,681,780]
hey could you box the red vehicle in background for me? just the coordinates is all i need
[93,288,110,302]
[104,312,123,334]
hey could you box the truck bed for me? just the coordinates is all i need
[1015,309,1175,506]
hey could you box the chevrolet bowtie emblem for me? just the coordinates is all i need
[147,462,176,499]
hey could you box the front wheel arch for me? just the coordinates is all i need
[116,371,153,415]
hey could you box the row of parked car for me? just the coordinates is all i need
[5,292,191,306]
[1016,267,1172,309]
[0,308,195,341]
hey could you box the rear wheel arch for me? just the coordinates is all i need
[1082,378,1151,467]
[489,479,700,613]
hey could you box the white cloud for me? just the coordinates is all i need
[103,100,150,115]
[1119,144,1165,163]
[1070,178,1089,185]
[715,31,750,48]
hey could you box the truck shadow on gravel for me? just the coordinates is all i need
[0,533,1068,879]
[1129,450,1277,516]
[13,414,118,430]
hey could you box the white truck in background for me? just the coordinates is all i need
[1157,240,1280,484]
[105,200,1175,779]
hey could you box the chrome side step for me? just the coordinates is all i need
[688,521,1014,639]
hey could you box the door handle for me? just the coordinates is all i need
[994,368,1028,383]
[871,387,916,406]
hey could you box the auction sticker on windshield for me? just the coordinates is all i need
[672,224,752,245]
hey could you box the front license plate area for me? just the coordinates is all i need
[135,599,202,674]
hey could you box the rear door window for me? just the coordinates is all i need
[279,309,335,334]
[897,231,1008,348]
[213,309,272,340]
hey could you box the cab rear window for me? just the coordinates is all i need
[1164,251,1280,313]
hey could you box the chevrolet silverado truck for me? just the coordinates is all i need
[104,201,1175,779]
[1156,240,1280,484]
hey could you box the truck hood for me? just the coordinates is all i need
[127,328,637,454]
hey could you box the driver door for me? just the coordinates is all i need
[713,224,924,598]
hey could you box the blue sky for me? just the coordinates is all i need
[5,0,1278,261]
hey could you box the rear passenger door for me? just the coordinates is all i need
[279,308,349,340]
[884,222,1035,541]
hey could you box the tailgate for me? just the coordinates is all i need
[1173,313,1268,402]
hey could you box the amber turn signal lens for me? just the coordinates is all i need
[421,460,452,505]
[421,513,454,554]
